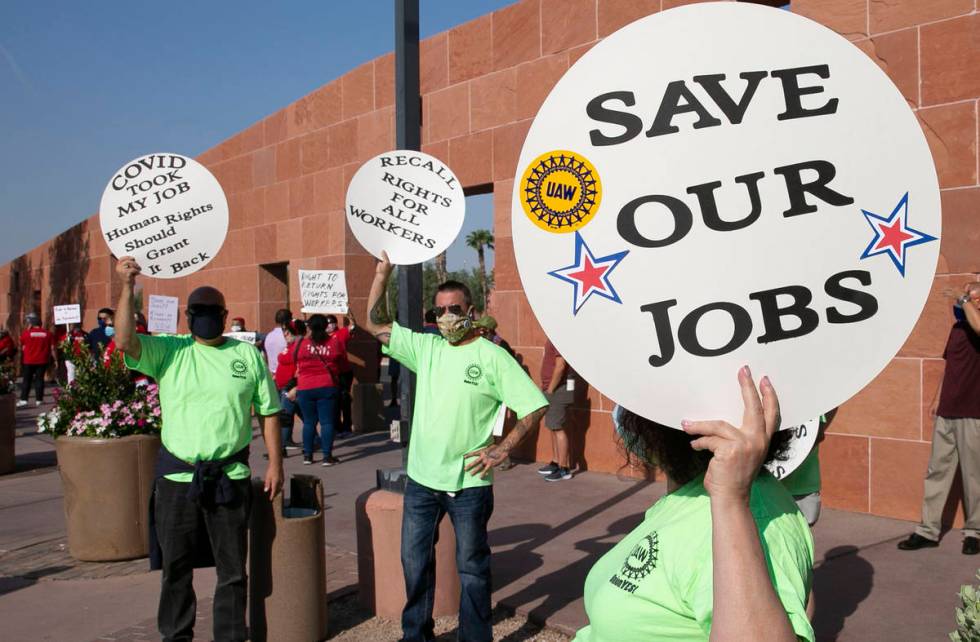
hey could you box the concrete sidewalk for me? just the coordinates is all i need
[1,401,976,641]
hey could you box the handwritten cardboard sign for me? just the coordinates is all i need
[99,153,229,279]
[300,270,349,314]
[511,3,941,428]
[53,304,81,325]
[346,150,465,265]
[147,295,179,334]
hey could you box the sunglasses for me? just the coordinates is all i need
[431,305,465,317]
[187,304,226,316]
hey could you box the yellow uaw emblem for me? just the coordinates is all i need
[520,150,601,233]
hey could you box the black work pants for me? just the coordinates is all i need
[154,477,251,642]
[19,363,45,402]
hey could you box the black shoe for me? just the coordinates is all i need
[321,456,340,467]
[897,533,939,551]
[303,456,313,465]
[964,537,980,555]
[538,461,559,475]
[544,467,573,482]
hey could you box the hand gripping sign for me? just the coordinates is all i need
[100,153,229,279]
[512,4,941,429]
[346,150,465,265]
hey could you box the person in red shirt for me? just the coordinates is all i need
[0,328,17,365]
[61,324,88,385]
[103,314,153,386]
[294,314,340,466]
[18,313,55,407]
[326,312,356,437]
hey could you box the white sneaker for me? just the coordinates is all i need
[34,400,42,407]
[16,400,27,408]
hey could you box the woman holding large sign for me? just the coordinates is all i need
[576,372,811,642]
[512,2,944,640]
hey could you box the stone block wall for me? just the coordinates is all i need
[1,0,977,522]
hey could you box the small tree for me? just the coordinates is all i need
[465,229,494,309]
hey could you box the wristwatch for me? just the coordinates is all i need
[958,293,973,307]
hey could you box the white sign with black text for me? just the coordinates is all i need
[765,418,820,480]
[512,3,941,429]
[299,270,349,314]
[53,304,81,325]
[346,150,465,265]
[147,295,179,334]
[100,153,229,279]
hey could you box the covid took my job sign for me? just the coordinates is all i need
[100,153,229,279]
[512,3,941,429]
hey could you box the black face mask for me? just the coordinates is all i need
[189,311,224,340]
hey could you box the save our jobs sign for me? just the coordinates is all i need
[511,3,941,429]
[299,270,349,314]
[345,150,465,265]
[99,153,229,279]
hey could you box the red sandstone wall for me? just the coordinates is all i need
[1,0,977,523]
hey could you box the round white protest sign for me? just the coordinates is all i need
[346,150,465,265]
[512,3,941,429]
[100,153,228,279]
[765,417,820,480]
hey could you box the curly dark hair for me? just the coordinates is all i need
[618,410,792,487]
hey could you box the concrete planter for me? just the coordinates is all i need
[55,434,160,561]
[0,393,14,474]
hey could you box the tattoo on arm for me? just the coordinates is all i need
[498,407,546,452]
[369,295,386,325]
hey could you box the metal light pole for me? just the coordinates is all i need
[395,0,422,462]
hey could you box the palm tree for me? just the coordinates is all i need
[434,251,448,283]
[465,229,494,309]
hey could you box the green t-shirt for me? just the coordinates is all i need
[574,474,814,642]
[383,322,547,491]
[781,446,821,497]
[125,334,280,482]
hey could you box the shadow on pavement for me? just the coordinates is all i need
[812,545,875,641]
[490,481,650,625]
[0,576,36,597]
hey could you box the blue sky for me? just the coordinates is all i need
[0,1,512,269]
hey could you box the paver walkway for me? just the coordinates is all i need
[2,399,977,641]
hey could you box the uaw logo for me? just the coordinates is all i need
[230,359,248,380]
[609,531,659,594]
[520,150,601,233]
[463,363,483,386]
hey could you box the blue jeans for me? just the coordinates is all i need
[278,389,300,445]
[401,478,494,642]
[296,386,338,458]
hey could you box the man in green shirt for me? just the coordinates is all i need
[114,256,283,642]
[364,252,548,642]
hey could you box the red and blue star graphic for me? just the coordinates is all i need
[549,232,629,315]
[859,192,936,277]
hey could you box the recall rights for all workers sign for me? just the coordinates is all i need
[99,153,229,279]
[346,150,465,265]
[512,3,941,429]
